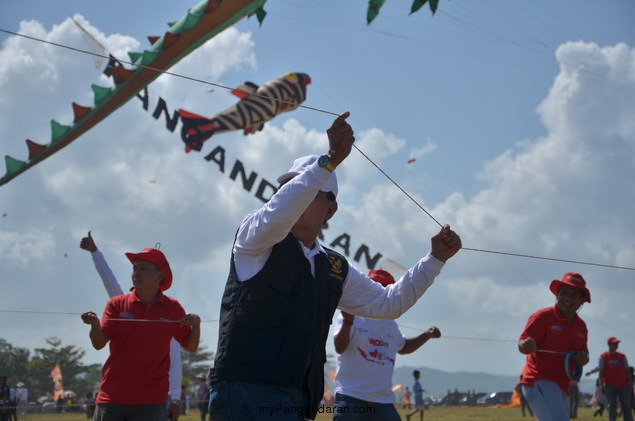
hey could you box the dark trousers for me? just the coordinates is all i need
[94,403,165,421]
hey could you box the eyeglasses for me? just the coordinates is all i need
[316,191,336,201]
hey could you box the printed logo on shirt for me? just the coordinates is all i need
[119,312,135,319]
[550,324,564,333]
[608,360,624,368]
[356,346,395,366]
[368,338,389,348]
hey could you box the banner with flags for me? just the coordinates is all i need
[50,364,64,400]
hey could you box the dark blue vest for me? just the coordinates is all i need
[212,232,348,418]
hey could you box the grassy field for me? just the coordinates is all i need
[17,406,605,420]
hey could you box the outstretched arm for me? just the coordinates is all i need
[399,326,441,355]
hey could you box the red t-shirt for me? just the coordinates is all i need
[600,351,629,387]
[96,292,191,405]
[519,305,588,395]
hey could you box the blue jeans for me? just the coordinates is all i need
[605,384,633,421]
[522,381,569,421]
[209,382,306,420]
[333,393,399,421]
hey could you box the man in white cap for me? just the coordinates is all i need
[81,246,201,421]
[209,112,462,420]
[15,382,27,420]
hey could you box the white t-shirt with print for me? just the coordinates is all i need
[334,314,406,403]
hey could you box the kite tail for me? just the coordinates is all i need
[178,109,216,153]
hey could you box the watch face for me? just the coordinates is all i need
[318,155,329,166]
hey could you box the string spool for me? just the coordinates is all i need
[564,351,583,381]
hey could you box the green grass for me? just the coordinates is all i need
[20,406,604,420]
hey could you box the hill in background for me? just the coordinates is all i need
[392,366,597,399]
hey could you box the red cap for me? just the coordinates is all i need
[125,248,173,291]
[368,269,395,287]
[549,272,591,303]
[607,336,620,344]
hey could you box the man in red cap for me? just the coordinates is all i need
[332,269,441,421]
[80,231,185,421]
[518,272,591,420]
[81,246,201,421]
[599,337,633,421]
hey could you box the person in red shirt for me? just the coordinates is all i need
[517,272,591,421]
[599,337,633,421]
[81,247,201,421]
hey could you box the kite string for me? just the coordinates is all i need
[0,309,513,343]
[1,28,633,272]
[0,309,217,323]
[0,28,327,116]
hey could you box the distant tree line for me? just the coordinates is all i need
[0,337,214,401]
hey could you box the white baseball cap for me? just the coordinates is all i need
[277,155,338,197]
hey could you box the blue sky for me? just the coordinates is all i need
[1,0,634,392]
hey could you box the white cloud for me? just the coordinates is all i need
[0,229,56,266]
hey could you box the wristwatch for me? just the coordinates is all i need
[317,155,335,172]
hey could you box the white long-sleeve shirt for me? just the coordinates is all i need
[233,159,444,320]
[91,250,183,401]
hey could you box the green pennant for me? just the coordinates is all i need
[429,0,439,14]
[171,12,203,33]
[50,120,72,143]
[4,155,27,176]
[127,51,143,64]
[254,7,267,25]
[367,0,385,24]
[91,85,113,106]
[139,50,160,66]
[410,0,428,15]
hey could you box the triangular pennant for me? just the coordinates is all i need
[147,35,160,45]
[72,102,92,123]
[162,32,180,49]
[171,13,202,33]
[367,0,385,24]
[127,51,143,64]
[410,0,428,15]
[91,84,113,106]
[139,50,160,67]
[254,7,267,25]
[50,120,72,143]
[26,139,48,159]
[429,0,439,14]
[111,66,135,84]
[4,155,27,176]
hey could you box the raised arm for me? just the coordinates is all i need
[80,231,124,297]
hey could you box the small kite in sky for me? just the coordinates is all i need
[407,158,416,164]
[178,72,311,152]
